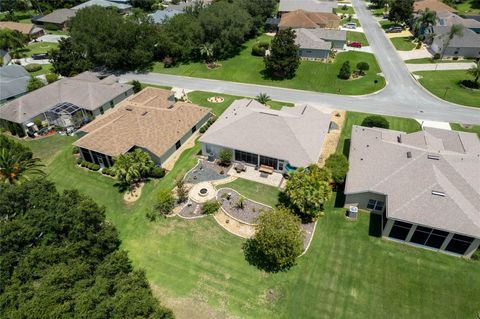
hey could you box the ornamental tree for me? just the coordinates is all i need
[264,28,300,79]
[324,153,349,185]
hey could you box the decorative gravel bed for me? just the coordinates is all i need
[184,160,230,184]
[217,188,271,224]
[178,202,203,218]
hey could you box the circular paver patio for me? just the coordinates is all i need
[189,182,216,203]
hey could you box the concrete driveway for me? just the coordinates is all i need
[397,48,433,60]
[35,34,67,43]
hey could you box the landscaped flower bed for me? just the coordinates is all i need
[217,188,271,224]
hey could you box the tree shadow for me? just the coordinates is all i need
[368,213,383,238]
[342,138,351,157]
[334,185,346,208]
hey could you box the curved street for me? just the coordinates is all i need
[121,0,480,124]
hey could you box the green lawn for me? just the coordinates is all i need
[450,123,480,137]
[30,64,53,76]
[415,70,480,108]
[0,10,37,23]
[221,178,280,207]
[379,20,396,30]
[337,5,355,14]
[371,8,387,16]
[337,111,422,156]
[346,31,369,46]
[405,58,476,64]
[341,17,361,27]
[454,0,480,14]
[17,134,74,164]
[24,42,58,57]
[153,36,385,95]
[17,116,480,319]
[390,37,416,51]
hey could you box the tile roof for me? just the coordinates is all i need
[74,87,210,158]
[37,9,76,24]
[199,99,332,167]
[0,72,132,124]
[0,64,29,101]
[345,125,480,238]
[279,0,338,13]
[279,10,340,29]
[413,0,456,13]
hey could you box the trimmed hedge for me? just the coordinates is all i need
[76,158,83,165]
[199,116,217,133]
[25,64,42,73]
[46,73,59,84]
[251,44,266,57]
[150,167,166,178]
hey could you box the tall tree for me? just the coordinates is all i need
[243,207,304,272]
[388,0,414,24]
[264,28,300,79]
[440,24,464,59]
[324,154,349,185]
[50,37,92,76]
[412,8,437,40]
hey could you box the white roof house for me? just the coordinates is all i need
[72,0,132,11]
[279,0,337,14]
[199,99,331,168]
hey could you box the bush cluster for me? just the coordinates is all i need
[79,160,100,171]
[251,41,269,57]
[45,73,59,84]
[102,167,116,176]
[202,200,221,215]
[199,116,217,133]
[459,80,480,89]
[25,64,42,73]
[149,167,166,178]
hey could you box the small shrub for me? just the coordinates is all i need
[72,146,79,154]
[24,64,42,73]
[92,164,100,171]
[338,61,351,80]
[251,44,266,57]
[361,115,390,129]
[102,167,110,174]
[356,62,369,75]
[156,189,175,216]
[45,73,59,83]
[199,126,207,133]
[433,53,441,60]
[459,80,479,89]
[81,161,88,167]
[218,149,232,166]
[132,80,142,93]
[150,166,166,178]
[175,177,188,203]
[76,158,83,165]
[202,200,220,215]
[163,56,175,68]
[415,41,422,49]
[258,41,270,49]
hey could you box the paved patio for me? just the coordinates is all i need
[227,165,283,187]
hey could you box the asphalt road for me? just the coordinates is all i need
[121,0,480,124]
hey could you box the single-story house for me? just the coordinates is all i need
[344,125,480,258]
[72,0,132,13]
[431,26,480,58]
[413,0,456,13]
[0,49,11,66]
[74,87,210,168]
[279,10,340,30]
[149,9,182,24]
[278,0,338,16]
[0,64,30,104]
[0,72,133,135]
[35,9,76,30]
[0,22,44,39]
[295,28,346,60]
[437,12,480,33]
[199,99,331,172]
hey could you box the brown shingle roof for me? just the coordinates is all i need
[0,22,34,35]
[279,10,340,29]
[74,87,210,159]
[414,0,456,13]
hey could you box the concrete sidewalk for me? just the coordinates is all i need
[407,62,475,72]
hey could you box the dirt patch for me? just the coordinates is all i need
[123,182,144,203]
[213,209,255,239]
[318,110,346,166]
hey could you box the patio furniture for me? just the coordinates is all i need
[234,163,246,173]
[260,172,269,178]
[259,164,274,174]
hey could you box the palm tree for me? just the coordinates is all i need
[255,92,271,105]
[0,148,45,184]
[412,8,437,41]
[111,149,153,187]
[440,24,464,60]
[199,43,214,64]
[467,61,480,84]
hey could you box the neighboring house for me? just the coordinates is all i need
[72,0,132,13]
[294,28,346,60]
[74,87,210,168]
[168,0,212,11]
[279,10,340,29]
[0,64,30,104]
[0,49,11,66]
[278,0,338,16]
[0,22,44,39]
[344,125,480,258]
[0,72,133,135]
[265,17,280,32]
[437,12,480,33]
[200,99,331,172]
[413,0,456,13]
[148,9,182,24]
[431,26,480,58]
[36,9,76,30]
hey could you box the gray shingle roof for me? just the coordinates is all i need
[0,72,132,124]
[345,125,480,238]
[37,9,76,24]
[199,99,332,167]
[72,0,132,10]
[279,0,337,13]
[433,25,480,47]
[148,9,182,24]
[294,28,346,50]
[0,64,29,101]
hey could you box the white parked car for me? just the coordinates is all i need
[345,22,357,29]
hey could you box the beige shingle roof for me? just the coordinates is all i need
[0,22,35,35]
[345,125,480,238]
[414,0,456,13]
[279,10,340,29]
[74,87,210,159]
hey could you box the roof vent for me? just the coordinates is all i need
[141,111,148,116]
[427,154,440,160]
[126,107,133,111]
[432,190,445,197]
[407,151,412,158]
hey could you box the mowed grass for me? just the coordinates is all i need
[337,111,422,156]
[450,123,480,137]
[221,178,280,207]
[21,126,480,319]
[415,70,480,107]
[390,37,416,51]
[152,35,385,95]
[337,5,355,14]
[404,58,476,64]
[347,31,369,46]
[24,42,58,57]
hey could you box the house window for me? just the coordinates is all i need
[410,226,448,249]
[100,107,104,115]
[110,100,114,107]
[278,160,284,171]
[367,199,384,211]
[389,220,412,241]
[175,140,181,150]
[235,150,258,166]
[260,155,278,170]
[191,125,197,134]
[445,234,474,255]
